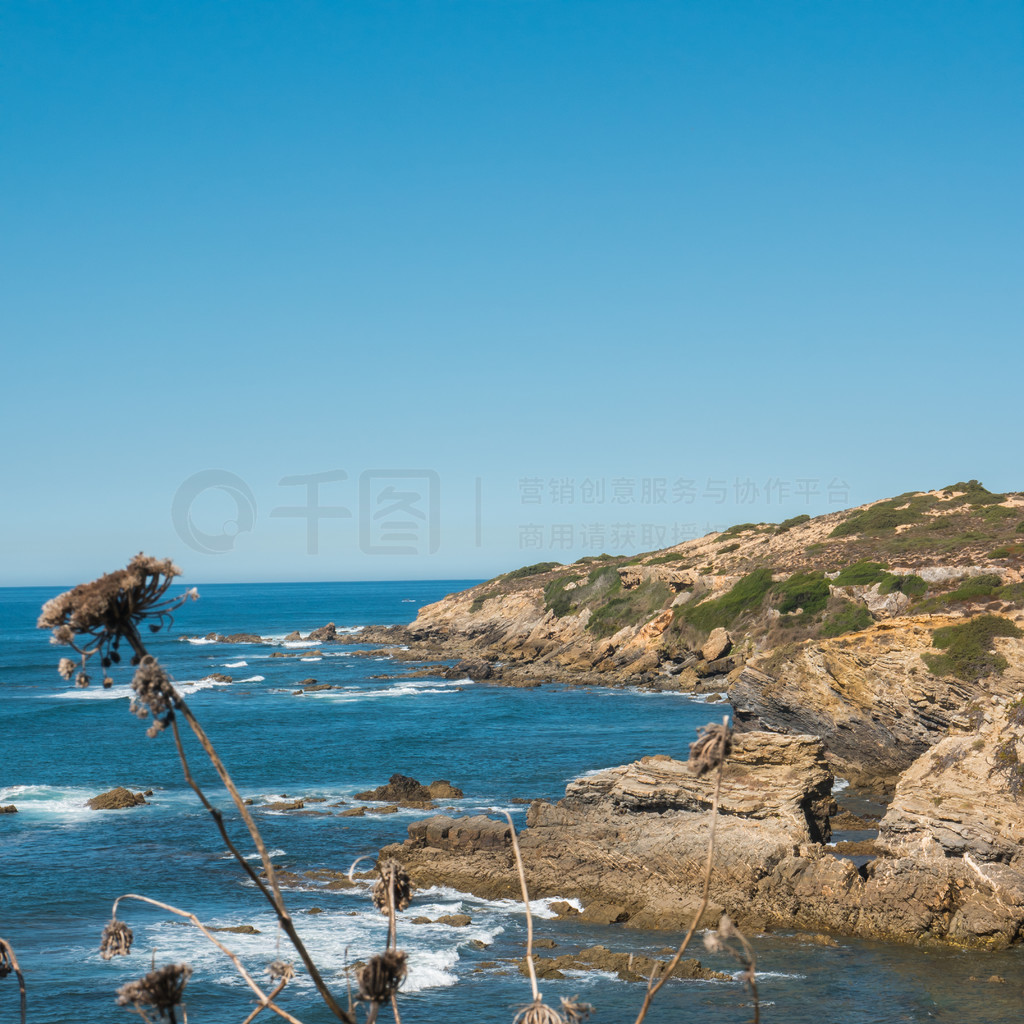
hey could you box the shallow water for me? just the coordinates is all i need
[2,581,1021,1022]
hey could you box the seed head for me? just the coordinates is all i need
[513,998,567,1024]
[267,960,295,983]
[559,995,594,1023]
[372,859,412,914]
[115,962,191,1013]
[688,721,733,776]
[99,918,133,959]
[58,657,76,681]
[130,656,178,736]
[356,950,407,1003]
[38,555,195,678]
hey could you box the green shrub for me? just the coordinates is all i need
[644,553,688,566]
[683,568,773,633]
[820,600,873,637]
[979,505,1018,522]
[773,572,830,616]
[988,544,1024,559]
[587,580,671,639]
[544,576,581,617]
[942,479,1005,505]
[917,574,1002,611]
[830,493,943,539]
[721,522,760,538]
[995,583,1024,606]
[717,543,740,554]
[878,574,927,598]
[588,565,621,588]
[776,514,811,533]
[834,561,893,586]
[1017,521,1024,534]
[921,614,1023,682]
[574,554,612,565]
[469,590,498,613]
[503,561,562,581]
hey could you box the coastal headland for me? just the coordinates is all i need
[198,481,1024,949]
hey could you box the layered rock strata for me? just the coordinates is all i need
[380,727,1024,948]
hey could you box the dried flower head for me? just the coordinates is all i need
[38,555,195,676]
[130,656,178,736]
[76,672,90,688]
[372,859,412,914]
[99,918,134,959]
[0,943,12,979]
[116,962,192,1014]
[58,657,76,681]
[267,960,295,983]
[688,720,733,776]
[559,995,594,1023]
[702,913,758,996]
[356,950,407,1003]
[513,998,567,1024]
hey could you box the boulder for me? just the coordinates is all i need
[88,787,147,810]
[701,627,733,662]
[435,914,472,927]
[307,622,338,642]
[0,805,17,813]
[447,658,493,680]
[224,633,263,643]
[283,631,303,642]
[354,773,435,806]
[427,780,464,799]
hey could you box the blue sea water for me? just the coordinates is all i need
[1,580,1022,1023]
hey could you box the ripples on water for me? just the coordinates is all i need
[2,581,1022,1023]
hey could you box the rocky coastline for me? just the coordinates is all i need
[188,483,1024,950]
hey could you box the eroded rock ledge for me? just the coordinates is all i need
[380,726,1024,949]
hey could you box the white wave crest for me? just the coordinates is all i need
[224,661,248,668]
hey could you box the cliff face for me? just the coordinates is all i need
[395,485,1023,695]
[731,617,1024,786]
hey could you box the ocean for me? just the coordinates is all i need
[1,580,1021,1023]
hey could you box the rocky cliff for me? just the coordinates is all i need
[381,718,1024,949]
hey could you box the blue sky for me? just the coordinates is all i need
[2,1,1021,586]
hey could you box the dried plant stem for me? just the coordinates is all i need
[0,937,27,1024]
[112,895,302,1024]
[121,624,352,1024]
[239,977,289,1024]
[385,865,398,953]
[390,992,403,1024]
[632,757,725,1024]
[503,812,539,1002]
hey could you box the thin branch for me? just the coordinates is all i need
[633,756,725,1024]
[502,812,539,1003]
[0,937,27,1024]
[122,623,353,1024]
[111,894,303,1024]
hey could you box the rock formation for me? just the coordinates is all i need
[88,787,147,810]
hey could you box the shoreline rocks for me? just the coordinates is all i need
[379,728,1024,949]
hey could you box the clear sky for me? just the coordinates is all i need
[2,1,1021,586]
